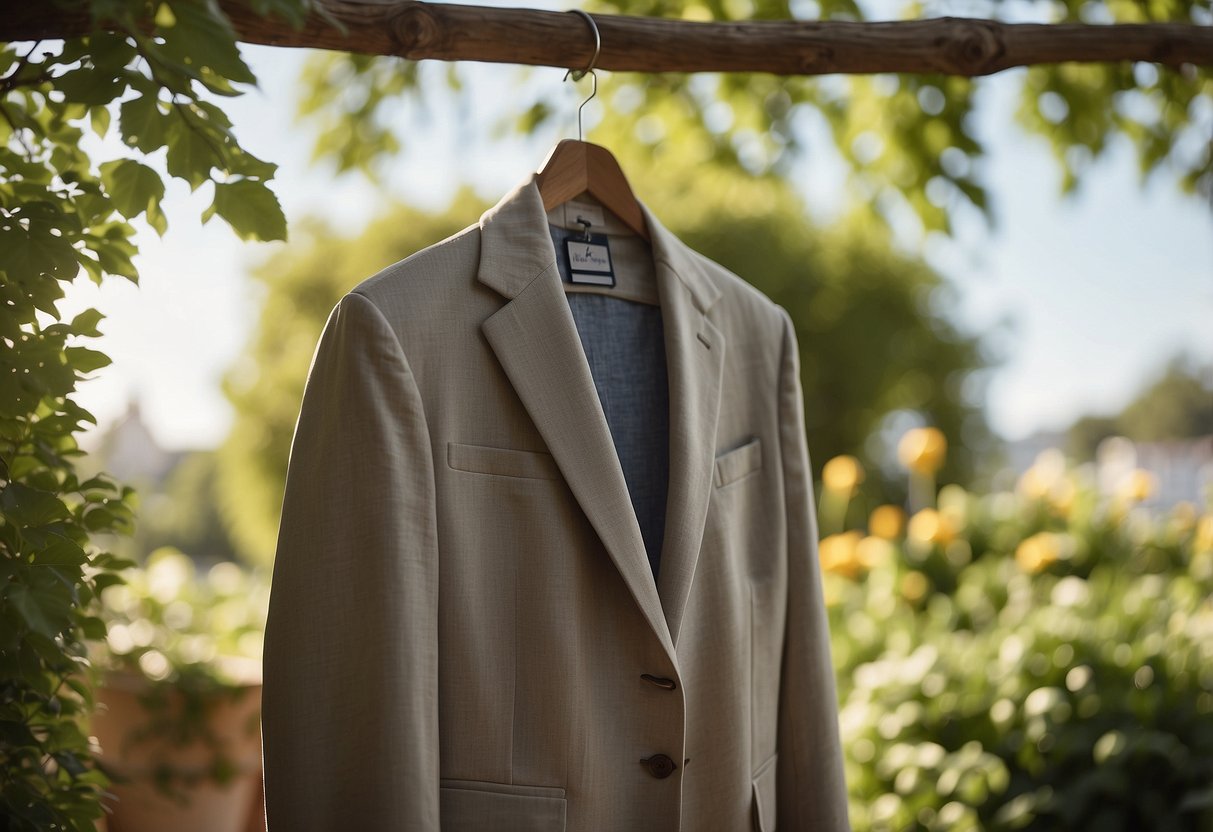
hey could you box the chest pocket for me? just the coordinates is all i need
[448,442,561,481]
[715,437,762,487]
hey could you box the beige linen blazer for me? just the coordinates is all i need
[261,174,850,831]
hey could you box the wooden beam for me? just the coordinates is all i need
[4,1,1211,77]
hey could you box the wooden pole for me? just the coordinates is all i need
[4,1,1211,77]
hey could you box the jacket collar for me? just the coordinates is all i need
[476,173,726,666]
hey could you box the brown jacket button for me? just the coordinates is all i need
[640,754,678,779]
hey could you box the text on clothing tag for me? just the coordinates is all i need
[566,233,616,287]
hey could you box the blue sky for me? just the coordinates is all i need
[63,38,1213,453]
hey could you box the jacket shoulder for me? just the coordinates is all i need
[349,222,482,309]
[691,249,789,344]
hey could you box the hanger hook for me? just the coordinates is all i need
[562,9,601,142]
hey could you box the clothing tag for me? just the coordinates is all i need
[564,201,605,230]
[565,233,615,287]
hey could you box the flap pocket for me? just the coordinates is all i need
[752,752,778,832]
[448,442,561,481]
[440,779,566,831]
[715,437,762,487]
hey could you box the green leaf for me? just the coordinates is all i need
[146,199,169,237]
[7,585,60,637]
[157,0,257,85]
[89,105,112,139]
[69,309,104,338]
[34,537,88,568]
[165,114,219,190]
[1,482,71,527]
[89,31,138,73]
[119,93,169,153]
[64,346,112,375]
[202,179,287,241]
[0,223,80,283]
[79,616,108,641]
[99,159,165,221]
[54,67,126,106]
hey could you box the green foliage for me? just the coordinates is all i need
[820,452,1213,830]
[1,0,303,825]
[291,0,1210,239]
[93,547,267,692]
[216,194,487,563]
[1067,354,1213,458]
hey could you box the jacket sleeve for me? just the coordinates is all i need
[773,305,851,831]
[261,291,440,830]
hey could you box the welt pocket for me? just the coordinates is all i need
[440,778,566,831]
[715,437,762,487]
[447,441,561,481]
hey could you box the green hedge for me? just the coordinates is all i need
[820,449,1213,831]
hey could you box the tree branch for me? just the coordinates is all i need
[3,1,1211,77]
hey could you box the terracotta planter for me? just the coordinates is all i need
[91,670,264,832]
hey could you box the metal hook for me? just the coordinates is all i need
[563,9,600,142]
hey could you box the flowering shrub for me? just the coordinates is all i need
[94,547,267,694]
[820,439,1213,831]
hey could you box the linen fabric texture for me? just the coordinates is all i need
[260,174,850,831]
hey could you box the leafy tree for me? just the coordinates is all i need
[293,0,1211,239]
[1068,354,1213,458]
[0,0,302,826]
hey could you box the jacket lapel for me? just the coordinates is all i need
[476,176,725,663]
[643,204,725,648]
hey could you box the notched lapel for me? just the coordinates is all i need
[474,177,729,664]
[477,180,676,662]
[643,205,726,649]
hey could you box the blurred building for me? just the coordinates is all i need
[92,399,187,487]
[1006,431,1213,509]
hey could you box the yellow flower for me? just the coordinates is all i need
[1049,478,1077,516]
[1015,532,1061,574]
[869,505,907,540]
[856,536,893,569]
[1018,449,1066,500]
[1196,516,1213,554]
[1115,469,1157,504]
[900,570,929,603]
[822,455,865,495]
[897,427,947,476]
[819,531,863,579]
[907,508,955,546]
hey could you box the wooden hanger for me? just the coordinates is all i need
[536,139,650,241]
[535,9,650,242]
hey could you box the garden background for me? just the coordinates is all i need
[1,0,1211,829]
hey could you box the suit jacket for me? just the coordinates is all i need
[261,173,850,831]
